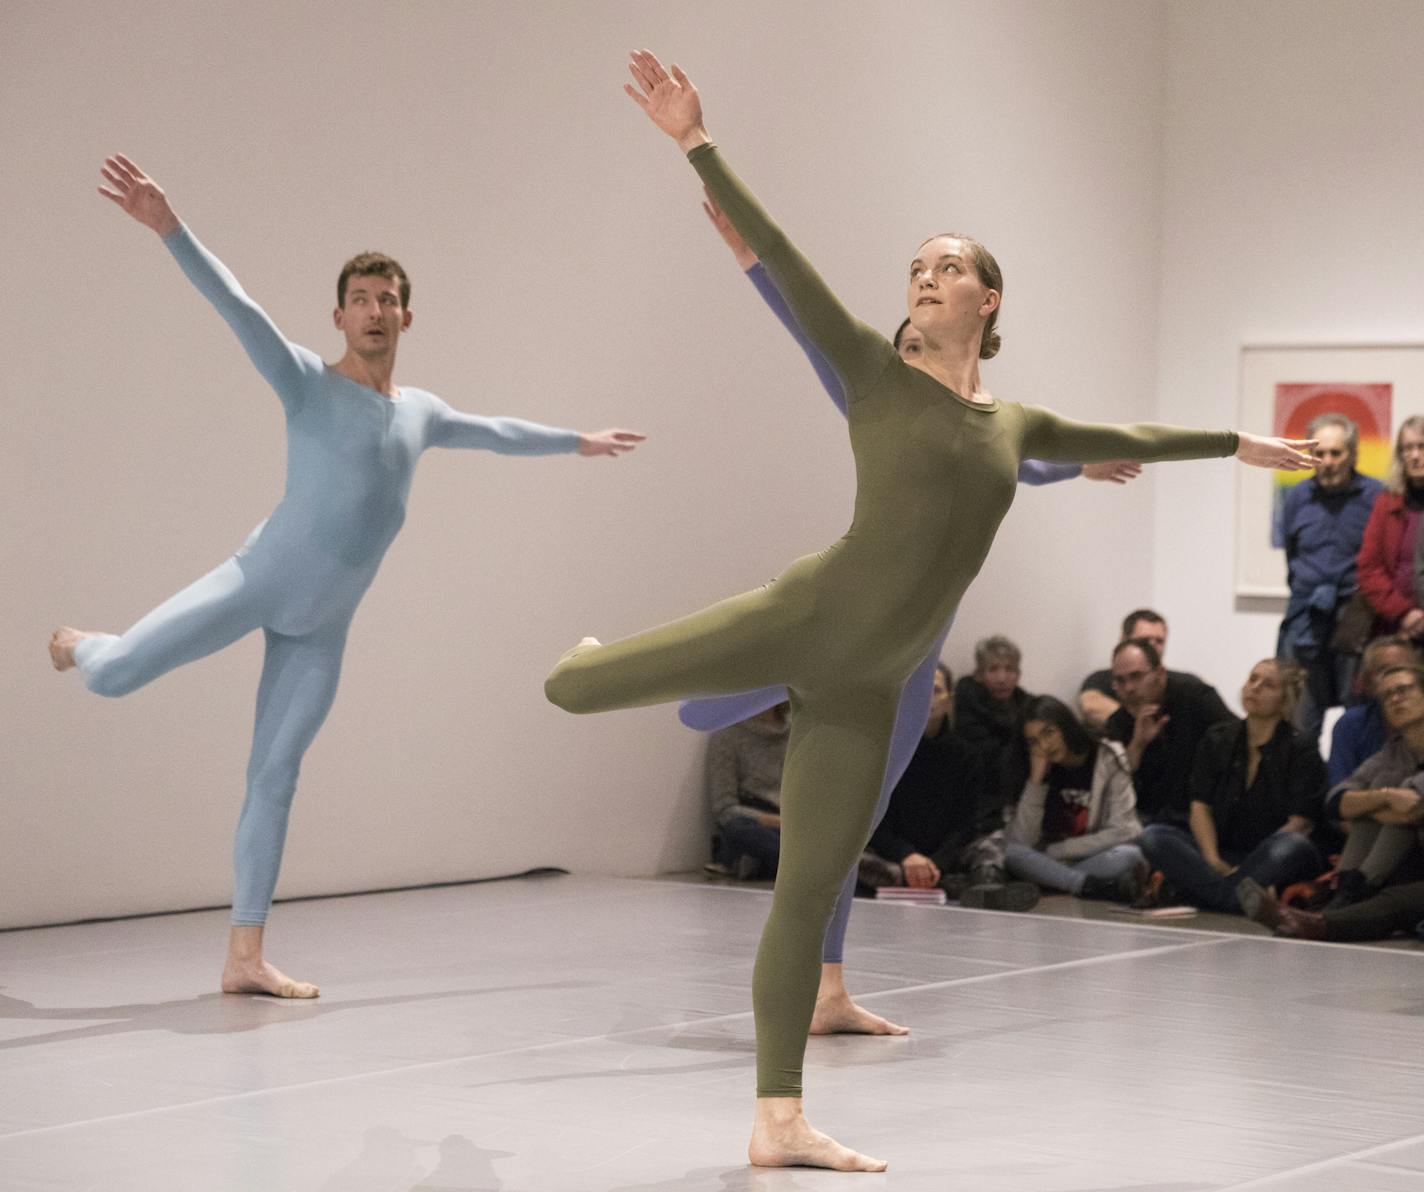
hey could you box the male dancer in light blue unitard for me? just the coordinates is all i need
[679,194,1140,1036]
[50,155,644,999]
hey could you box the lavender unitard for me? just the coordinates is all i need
[680,264,1080,963]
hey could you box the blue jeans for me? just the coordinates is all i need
[1003,841,1146,895]
[1139,824,1324,914]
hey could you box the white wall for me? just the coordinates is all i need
[1153,0,1424,691]
[2,1,1174,928]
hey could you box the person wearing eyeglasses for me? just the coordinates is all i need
[1357,417,1424,642]
[1104,638,1235,826]
[1240,663,1424,940]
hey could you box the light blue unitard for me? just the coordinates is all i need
[73,226,582,925]
[679,263,1081,963]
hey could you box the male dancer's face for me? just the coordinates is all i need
[334,274,411,360]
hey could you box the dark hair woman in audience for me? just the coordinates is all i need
[1003,696,1147,901]
[1138,659,1328,912]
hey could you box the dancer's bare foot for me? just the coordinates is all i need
[810,962,907,1036]
[222,925,319,998]
[809,991,908,1036]
[749,1098,887,1172]
[49,627,90,671]
[221,958,320,998]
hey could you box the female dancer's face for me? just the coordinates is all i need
[1240,661,1284,720]
[905,235,998,342]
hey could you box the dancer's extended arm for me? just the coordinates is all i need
[97,154,318,412]
[427,403,645,458]
[1019,405,1315,471]
[626,53,896,403]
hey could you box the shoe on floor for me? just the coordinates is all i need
[959,881,1040,912]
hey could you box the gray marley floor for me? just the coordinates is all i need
[3,872,1424,1191]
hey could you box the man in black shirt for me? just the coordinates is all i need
[1106,638,1235,825]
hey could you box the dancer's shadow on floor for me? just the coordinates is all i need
[0,980,593,1051]
[317,1125,512,1192]
[610,1166,823,1191]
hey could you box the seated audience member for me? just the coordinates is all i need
[864,664,1039,911]
[1003,696,1147,902]
[955,635,1032,807]
[1275,413,1383,745]
[1239,874,1424,943]
[1319,664,1424,906]
[1356,416,1424,641]
[1139,659,1327,914]
[704,702,788,880]
[1106,638,1235,826]
[1080,608,1172,733]
[1328,635,1421,785]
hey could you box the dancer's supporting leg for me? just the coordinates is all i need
[750,686,897,1171]
[547,593,892,1170]
[811,644,939,1037]
[224,621,347,999]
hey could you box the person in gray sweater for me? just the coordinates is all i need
[1004,696,1148,901]
[705,703,790,879]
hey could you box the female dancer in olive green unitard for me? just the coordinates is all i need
[545,51,1314,1173]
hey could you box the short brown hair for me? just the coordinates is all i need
[919,233,1003,359]
[1121,609,1166,639]
[337,252,411,309]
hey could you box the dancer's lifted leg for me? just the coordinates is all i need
[547,50,1312,1171]
[54,155,644,998]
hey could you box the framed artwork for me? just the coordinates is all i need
[1236,344,1424,599]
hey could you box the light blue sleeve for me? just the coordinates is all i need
[424,397,581,454]
[1018,459,1082,486]
[161,225,321,414]
[745,263,848,418]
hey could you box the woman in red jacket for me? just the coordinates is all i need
[1358,417,1424,640]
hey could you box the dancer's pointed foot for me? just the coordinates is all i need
[809,991,908,1036]
[49,627,90,671]
[749,1100,886,1172]
[221,958,320,999]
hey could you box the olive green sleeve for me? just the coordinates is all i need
[1018,404,1239,464]
[688,143,898,403]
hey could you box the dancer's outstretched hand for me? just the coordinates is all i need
[624,50,709,152]
[1236,433,1316,471]
[578,428,647,458]
[703,189,757,270]
[1083,460,1142,484]
[97,154,179,237]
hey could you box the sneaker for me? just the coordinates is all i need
[959,881,1040,912]
[702,861,732,878]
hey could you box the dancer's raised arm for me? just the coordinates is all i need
[1018,404,1314,470]
[97,154,317,410]
[625,51,895,404]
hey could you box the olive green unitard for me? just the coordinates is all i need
[546,143,1238,1098]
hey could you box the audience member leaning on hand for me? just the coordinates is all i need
[1003,696,1148,903]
